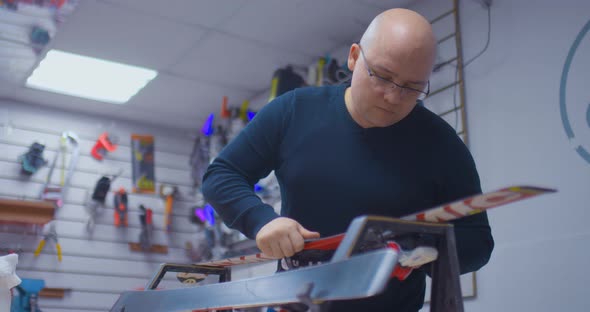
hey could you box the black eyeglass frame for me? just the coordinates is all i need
[358,45,430,99]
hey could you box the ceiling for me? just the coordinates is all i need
[0,0,414,131]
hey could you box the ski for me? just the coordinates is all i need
[193,185,554,268]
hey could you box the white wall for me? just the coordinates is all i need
[0,100,203,311]
[408,0,590,311]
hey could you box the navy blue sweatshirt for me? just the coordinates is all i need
[202,84,494,311]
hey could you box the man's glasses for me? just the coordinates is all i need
[359,45,430,100]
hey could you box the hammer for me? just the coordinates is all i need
[160,184,178,232]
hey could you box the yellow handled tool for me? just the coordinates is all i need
[34,221,62,262]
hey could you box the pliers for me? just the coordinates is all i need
[34,221,62,261]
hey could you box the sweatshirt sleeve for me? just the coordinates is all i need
[436,137,495,275]
[201,91,294,239]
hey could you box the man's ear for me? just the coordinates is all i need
[347,43,360,72]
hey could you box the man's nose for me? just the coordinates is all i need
[383,86,402,104]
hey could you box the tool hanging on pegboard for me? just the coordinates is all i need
[268,66,305,102]
[189,112,214,189]
[128,204,168,254]
[113,188,128,227]
[33,221,62,262]
[159,184,178,232]
[209,97,229,161]
[186,204,216,262]
[138,205,153,250]
[85,169,122,232]
[18,142,47,176]
[1,0,70,10]
[40,131,79,208]
[90,132,118,160]
[310,55,351,86]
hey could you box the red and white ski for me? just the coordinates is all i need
[195,185,555,268]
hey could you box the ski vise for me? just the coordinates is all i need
[110,215,464,312]
[332,216,465,312]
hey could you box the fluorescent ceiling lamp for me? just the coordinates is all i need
[26,50,157,104]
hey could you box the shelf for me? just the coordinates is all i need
[128,242,168,254]
[0,198,55,225]
[39,287,69,298]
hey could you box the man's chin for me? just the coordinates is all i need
[366,113,399,128]
[368,118,398,128]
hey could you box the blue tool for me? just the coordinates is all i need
[11,278,45,312]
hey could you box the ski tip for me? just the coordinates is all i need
[505,185,557,194]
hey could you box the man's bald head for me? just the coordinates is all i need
[359,8,436,72]
[344,8,437,128]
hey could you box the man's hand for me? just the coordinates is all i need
[255,217,320,258]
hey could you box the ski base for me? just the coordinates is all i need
[110,249,399,312]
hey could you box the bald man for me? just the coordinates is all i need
[203,8,494,312]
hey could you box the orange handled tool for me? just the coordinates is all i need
[160,185,178,232]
